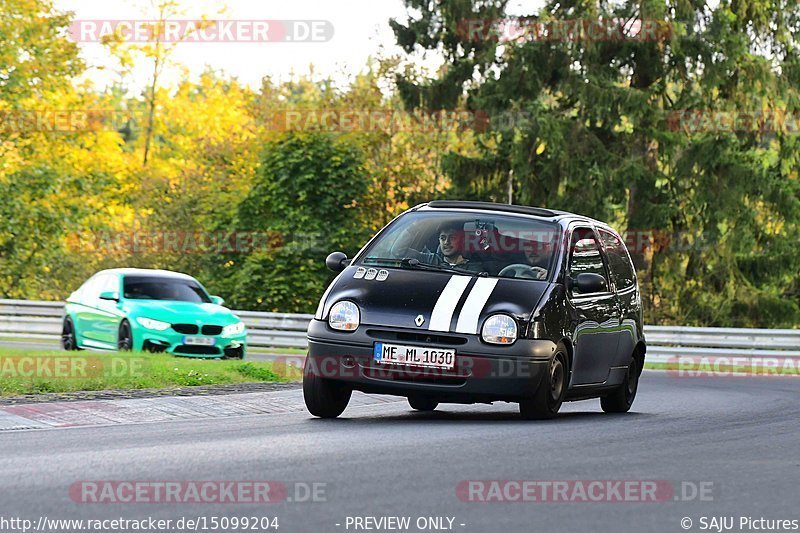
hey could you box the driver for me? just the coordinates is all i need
[393,221,485,272]
[521,239,549,279]
[497,239,549,280]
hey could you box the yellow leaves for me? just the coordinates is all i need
[535,141,546,155]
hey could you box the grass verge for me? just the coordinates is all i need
[0,348,300,396]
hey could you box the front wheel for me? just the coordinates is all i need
[601,355,640,413]
[117,320,133,351]
[303,360,352,418]
[61,317,80,351]
[519,348,568,420]
[408,395,438,412]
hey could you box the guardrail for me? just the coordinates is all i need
[1,300,798,360]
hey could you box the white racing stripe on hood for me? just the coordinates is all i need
[428,275,472,331]
[455,278,499,334]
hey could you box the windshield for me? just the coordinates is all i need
[359,211,560,280]
[122,276,211,303]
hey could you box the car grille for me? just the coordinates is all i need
[201,325,223,336]
[172,324,199,334]
[366,329,467,346]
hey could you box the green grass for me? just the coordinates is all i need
[0,348,300,396]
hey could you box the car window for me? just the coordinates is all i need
[122,276,211,303]
[359,211,559,279]
[599,229,636,290]
[568,228,609,296]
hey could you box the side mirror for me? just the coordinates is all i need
[99,291,119,302]
[326,251,350,273]
[210,295,225,306]
[573,273,607,294]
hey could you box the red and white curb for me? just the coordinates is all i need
[0,389,400,431]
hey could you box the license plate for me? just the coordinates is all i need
[184,336,216,346]
[373,343,455,370]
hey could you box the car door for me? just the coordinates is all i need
[598,228,640,367]
[95,273,123,345]
[566,226,622,385]
[75,275,104,342]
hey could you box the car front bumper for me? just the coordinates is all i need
[306,319,556,402]
[133,326,247,359]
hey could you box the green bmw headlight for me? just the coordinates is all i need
[136,317,171,331]
[222,321,245,337]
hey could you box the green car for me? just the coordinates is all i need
[62,268,246,358]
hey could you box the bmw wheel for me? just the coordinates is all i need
[117,320,133,351]
[61,317,80,351]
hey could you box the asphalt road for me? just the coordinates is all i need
[0,372,798,533]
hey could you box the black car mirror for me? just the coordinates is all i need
[99,291,119,302]
[326,252,350,273]
[574,273,607,294]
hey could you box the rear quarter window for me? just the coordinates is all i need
[599,229,636,290]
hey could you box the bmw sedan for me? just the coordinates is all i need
[62,268,246,358]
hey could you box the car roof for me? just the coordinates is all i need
[95,268,197,280]
[418,200,613,230]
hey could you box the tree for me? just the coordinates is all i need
[0,0,83,106]
[391,0,800,327]
[229,134,371,312]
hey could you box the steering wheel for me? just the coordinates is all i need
[499,264,548,280]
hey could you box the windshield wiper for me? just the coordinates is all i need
[362,257,404,266]
[362,256,487,277]
[401,257,487,277]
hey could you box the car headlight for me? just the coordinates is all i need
[481,314,518,344]
[135,317,171,331]
[328,301,360,331]
[222,321,245,337]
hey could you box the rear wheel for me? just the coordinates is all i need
[303,360,351,418]
[408,395,438,412]
[61,317,80,351]
[117,320,133,351]
[601,355,640,413]
[519,347,568,420]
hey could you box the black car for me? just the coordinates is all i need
[303,200,646,419]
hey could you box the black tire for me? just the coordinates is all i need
[601,355,640,413]
[303,360,352,418]
[519,347,568,420]
[117,320,133,351]
[408,395,439,412]
[61,317,80,351]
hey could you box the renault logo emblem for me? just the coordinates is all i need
[415,315,425,327]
